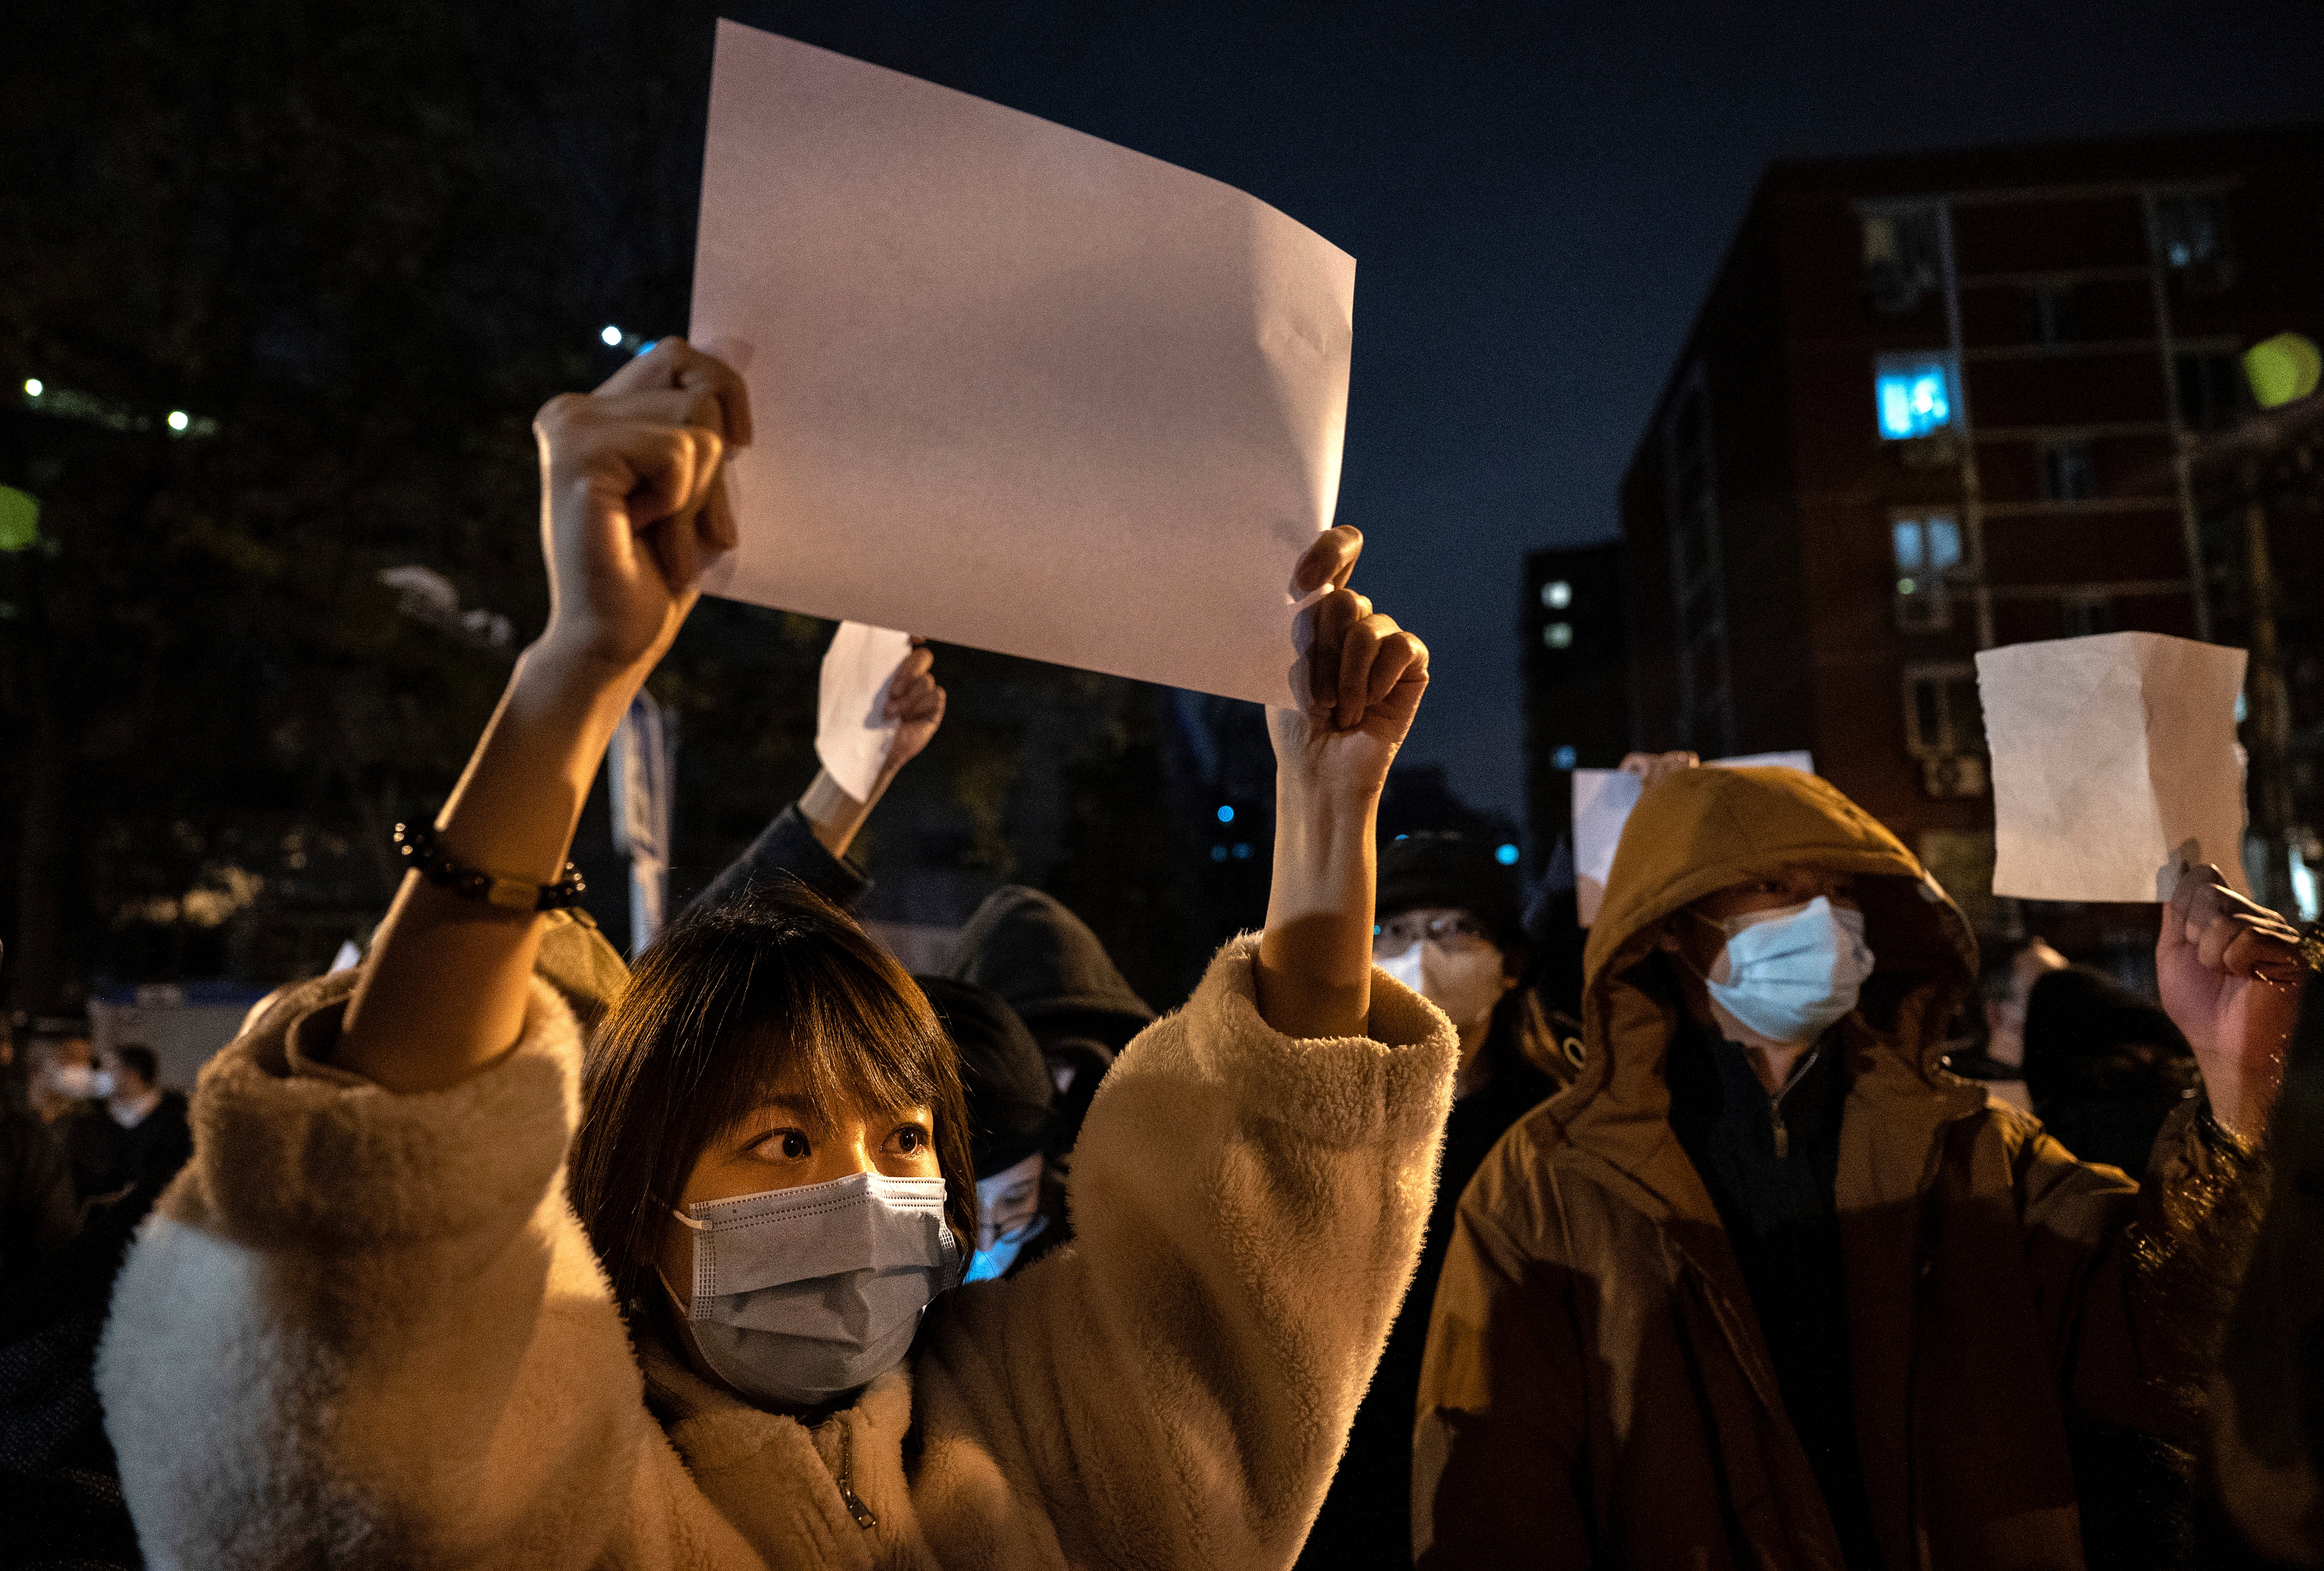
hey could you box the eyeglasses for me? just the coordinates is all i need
[977,1210,1049,1251]
[1372,912,1496,957]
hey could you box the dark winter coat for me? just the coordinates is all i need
[1413,765,2257,1570]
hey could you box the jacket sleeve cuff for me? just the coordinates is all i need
[1171,934,1458,1149]
[687,801,873,917]
[178,969,581,1252]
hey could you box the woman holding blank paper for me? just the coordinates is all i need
[95,339,1456,1571]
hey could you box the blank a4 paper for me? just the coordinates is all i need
[1978,632,2250,903]
[689,20,1357,707]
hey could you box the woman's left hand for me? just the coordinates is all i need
[1268,525,1430,797]
[2157,862,2307,1141]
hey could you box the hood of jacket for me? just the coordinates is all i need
[1557,766,1979,1163]
[950,885,1155,1046]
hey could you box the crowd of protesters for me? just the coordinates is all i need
[2,339,2320,1569]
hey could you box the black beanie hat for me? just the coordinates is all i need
[916,975,1057,1179]
[2021,965,2192,1108]
[1376,833,1524,951]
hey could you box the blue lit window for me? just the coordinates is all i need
[1215,804,1235,824]
[1552,745,1578,770]
[1874,354,1957,440]
[1495,843,1520,866]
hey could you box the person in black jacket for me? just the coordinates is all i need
[950,885,1157,1152]
[62,1045,193,1204]
[1299,831,1574,1570]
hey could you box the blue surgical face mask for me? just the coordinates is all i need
[668,1171,961,1409]
[965,1212,1049,1284]
[1695,895,1875,1048]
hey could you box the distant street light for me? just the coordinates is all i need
[601,324,624,347]
[23,378,42,397]
[166,410,190,433]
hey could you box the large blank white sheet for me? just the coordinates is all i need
[689,21,1357,707]
[1978,632,2249,902]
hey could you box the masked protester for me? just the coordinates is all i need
[951,885,1157,1156]
[1414,763,2298,1571]
[914,976,1064,1284]
[1302,832,1571,1569]
[96,344,1455,1570]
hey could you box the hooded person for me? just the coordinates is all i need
[949,886,1155,1152]
[1301,832,1571,1569]
[1413,762,2294,1571]
[912,976,1065,1284]
[2021,964,2199,1179]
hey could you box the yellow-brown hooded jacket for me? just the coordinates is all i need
[1413,766,2253,1570]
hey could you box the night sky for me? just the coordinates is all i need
[726,0,2324,822]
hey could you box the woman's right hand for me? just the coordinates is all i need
[534,338,752,677]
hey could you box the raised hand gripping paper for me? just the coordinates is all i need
[815,622,914,803]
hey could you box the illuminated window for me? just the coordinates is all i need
[1552,745,1577,770]
[1874,354,1957,440]
[1543,622,1574,649]
[1892,512,1961,632]
[1541,580,1572,610]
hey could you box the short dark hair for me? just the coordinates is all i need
[568,881,976,1313]
[113,1044,159,1087]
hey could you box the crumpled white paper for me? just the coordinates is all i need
[689,20,1356,708]
[1572,752,1815,926]
[1978,632,2249,902]
[816,622,914,803]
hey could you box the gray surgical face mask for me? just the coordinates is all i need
[668,1171,961,1409]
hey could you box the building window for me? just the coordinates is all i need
[1905,666,1986,757]
[2029,283,2077,346]
[1904,663,1989,797]
[2060,593,2116,638]
[1860,201,1945,314]
[1874,353,1958,441]
[1543,622,1574,649]
[2176,351,2247,431]
[1541,579,1572,610]
[1552,745,1578,770]
[2151,192,2233,293]
[2039,438,2095,501]
[1893,512,1962,632]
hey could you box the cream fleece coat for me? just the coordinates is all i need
[97,935,1456,1570]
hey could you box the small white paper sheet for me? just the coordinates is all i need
[1573,753,1815,926]
[816,622,915,803]
[1978,632,2249,902]
[690,21,1357,707]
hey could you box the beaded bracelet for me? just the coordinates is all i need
[393,822,587,912]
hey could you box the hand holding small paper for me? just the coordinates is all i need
[814,622,926,803]
[882,641,947,777]
[2157,862,2306,1141]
